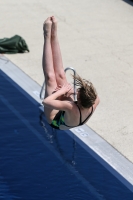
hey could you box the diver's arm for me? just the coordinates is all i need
[43,84,73,111]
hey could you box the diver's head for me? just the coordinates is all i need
[73,74,97,108]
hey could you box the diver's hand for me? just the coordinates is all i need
[54,85,62,92]
[54,83,73,97]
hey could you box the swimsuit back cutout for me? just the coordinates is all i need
[50,101,93,129]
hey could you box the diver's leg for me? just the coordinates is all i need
[42,17,58,122]
[42,17,57,97]
[51,16,67,86]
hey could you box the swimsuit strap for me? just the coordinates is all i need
[80,106,93,125]
[75,101,93,126]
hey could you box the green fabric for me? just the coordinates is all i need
[0,35,29,54]
[51,111,66,128]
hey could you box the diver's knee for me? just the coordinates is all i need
[56,71,66,81]
[46,73,56,83]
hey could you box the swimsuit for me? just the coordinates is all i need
[50,101,93,130]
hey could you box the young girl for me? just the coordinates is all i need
[42,16,100,130]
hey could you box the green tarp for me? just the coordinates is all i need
[0,35,29,54]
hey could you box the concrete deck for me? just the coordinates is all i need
[0,0,133,163]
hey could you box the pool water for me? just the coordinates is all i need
[0,70,133,200]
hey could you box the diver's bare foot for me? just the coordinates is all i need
[51,16,57,39]
[43,17,52,39]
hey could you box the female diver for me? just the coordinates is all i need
[42,16,100,130]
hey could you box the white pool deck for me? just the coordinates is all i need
[0,0,133,191]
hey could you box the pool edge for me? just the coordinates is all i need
[0,55,133,192]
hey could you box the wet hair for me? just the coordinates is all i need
[72,74,97,108]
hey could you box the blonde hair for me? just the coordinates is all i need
[73,74,97,108]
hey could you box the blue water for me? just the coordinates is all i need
[0,70,133,200]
